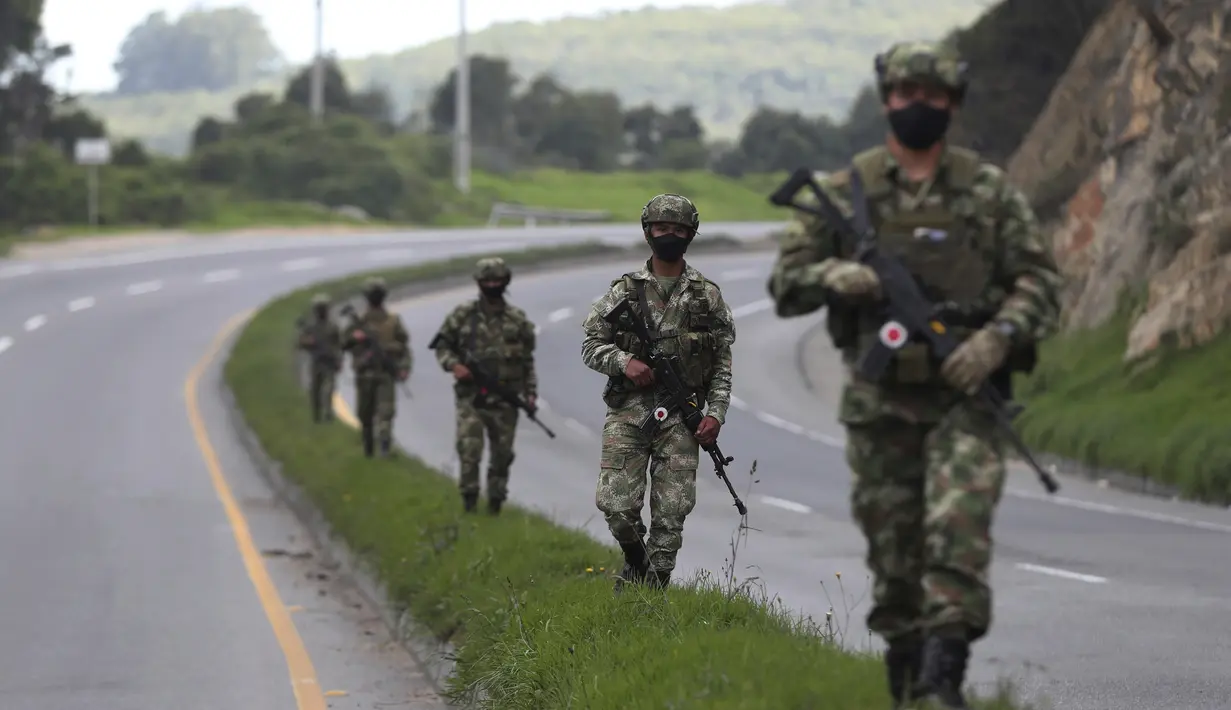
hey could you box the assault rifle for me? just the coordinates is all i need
[602,298,748,515]
[426,332,556,438]
[339,304,412,398]
[295,315,340,370]
[768,167,1059,494]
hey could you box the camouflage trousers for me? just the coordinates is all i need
[596,412,700,574]
[455,398,519,501]
[355,373,397,443]
[308,363,337,420]
[844,405,1007,644]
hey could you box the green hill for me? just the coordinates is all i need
[81,0,995,156]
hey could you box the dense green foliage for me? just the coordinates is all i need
[82,0,999,156]
[224,243,1034,709]
[1016,312,1231,504]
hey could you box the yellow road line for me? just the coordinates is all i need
[331,393,359,428]
[185,309,327,710]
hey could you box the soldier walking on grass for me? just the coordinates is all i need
[581,194,737,593]
[429,258,539,515]
[297,292,343,423]
[766,42,1063,709]
[342,277,412,458]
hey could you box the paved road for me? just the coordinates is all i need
[2,224,1229,710]
[333,250,1231,710]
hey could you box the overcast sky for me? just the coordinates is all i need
[42,0,748,92]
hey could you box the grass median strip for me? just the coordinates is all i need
[224,241,1033,708]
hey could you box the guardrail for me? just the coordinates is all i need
[486,202,612,227]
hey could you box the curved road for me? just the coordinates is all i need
[2,225,1229,710]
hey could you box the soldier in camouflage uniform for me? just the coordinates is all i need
[581,194,736,592]
[297,292,343,423]
[429,257,538,515]
[342,277,412,458]
[766,43,1063,709]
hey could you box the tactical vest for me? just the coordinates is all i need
[607,273,719,399]
[844,146,999,385]
[362,310,402,350]
[460,300,531,386]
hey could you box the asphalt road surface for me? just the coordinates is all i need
[2,224,1229,710]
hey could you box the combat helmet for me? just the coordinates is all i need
[640,193,700,246]
[874,41,969,103]
[311,292,330,306]
[473,256,512,284]
[362,276,387,296]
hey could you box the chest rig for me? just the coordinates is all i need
[604,272,717,405]
[462,301,528,389]
[846,147,998,384]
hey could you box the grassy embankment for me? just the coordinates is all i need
[2,168,786,254]
[1015,307,1231,504]
[223,240,1032,709]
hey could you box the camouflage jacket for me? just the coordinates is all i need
[341,307,412,379]
[297,317,342,369]
[581,259,736,424]
[767,144,1063,424]
[431,298,538,399]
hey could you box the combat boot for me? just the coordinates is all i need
[647,569,671,590]
[916,634,971,709]
[487,498,503,515]
[462,492,479,513]
[612,541,649,594]
[361,427,375,458]
[884,634,924,708]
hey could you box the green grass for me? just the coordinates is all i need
[1014,313,1231,504]
[473,169,787,223]
[224,240,1032,709]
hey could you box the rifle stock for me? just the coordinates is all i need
[603,299,748,515]
[768,169,1059,494]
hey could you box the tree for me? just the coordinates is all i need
[113,8,283,95]
[429,55,519,149]
[283,57,353,114]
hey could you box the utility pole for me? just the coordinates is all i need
[453,0,471,193]
[310,0,324,123]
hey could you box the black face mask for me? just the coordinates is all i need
[887,102,952,151]
[649,235,689,262]
[480,284,506,299]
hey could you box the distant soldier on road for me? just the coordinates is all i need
[766,42,1063,709]
[581,194,737,593]
[342,277,412,458]
[429,257,538,515]
[297,292,342,423]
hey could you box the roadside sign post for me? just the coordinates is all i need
[74,138,111,229]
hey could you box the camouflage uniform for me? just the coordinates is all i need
[581,194,736,590]
[342,277,413,458]
[430,258,537,514]
[297,292,343,423]
[766,43,1062,708]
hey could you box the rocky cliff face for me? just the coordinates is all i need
[1007,0,1231,360]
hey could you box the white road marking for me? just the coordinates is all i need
[564,418,593,437]
[759,496,812,514]
[280,257,323,271]
[731,299,773,318]
[720,267,763,281]
[367,248,416,260]
[1009,489,1231,535]
[730,395,748,410]
[755,411,808,436]
[536,398,550,410]
[0,264,38,279]
[806,430,846,448]
[548,307,573,323]
[1015,563,1107,584]
[534,324,542,335]
[23,315,46,332]
[68,297,95,312]
[126,280,162,295]
[203,269,239,283]
[0,336,11,353]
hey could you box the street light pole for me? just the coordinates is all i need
[453,0,471,193]
[310,0,324,123]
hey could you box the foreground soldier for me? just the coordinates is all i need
[581,194,736,592]
[429,258,538,515]
[766,43,1062,708]
[342,277,412,458]
[297,292,342,422]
